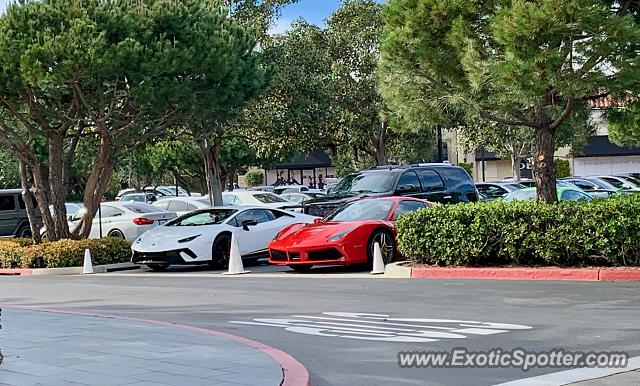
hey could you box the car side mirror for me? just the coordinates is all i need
[313,218,322,224]
[242,219,258,231]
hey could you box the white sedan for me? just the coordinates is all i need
[222,191,299,210]
[67,202,177,241]
[131,206,316,271]
[153,196,212,216]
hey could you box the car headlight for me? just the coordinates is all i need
[328,227,355,242]
[178,235,201,243]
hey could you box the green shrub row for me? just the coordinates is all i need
[396,195,640,267]
[0,238,132,269]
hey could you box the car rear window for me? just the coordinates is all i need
[123,203,166,213]
[254,193,287,203]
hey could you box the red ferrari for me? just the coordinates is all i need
[268,197,430,272]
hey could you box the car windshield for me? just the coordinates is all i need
[253,193,287,203]
[168,209,237,226]
[506,183,525,190]
[331,172,396,194]
[619,175,640,187]
[601,177,627,189]
[307,193,327,198]
[326,200,394,222]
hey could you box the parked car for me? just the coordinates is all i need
[132,206,317,271]
[561,177,619,198]
[475,182,525,200]
[120,192,158,204]
[503,187,593,202]
[222,191,298,210]
[153,196,212,216]
[0,189,38,238]
[280,192,327,204]
[597,176,640,192]
[49,202,84,217]
[302,164,477,217]
[612,174,640,187]
[62,202,176,240]
[272,185,312,195]
[269,197,430,272]
[246,186,275,193]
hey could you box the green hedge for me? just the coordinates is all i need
[0,238,132,269]
[396,195,640,267]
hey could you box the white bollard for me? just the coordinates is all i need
[370,242,385,275]
[222,232,250,275]
[82,249,94,274]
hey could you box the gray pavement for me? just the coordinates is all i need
[0,308,283,386]
[1,271,639,385]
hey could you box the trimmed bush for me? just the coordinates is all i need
[458,162,473,178]
[0,238,131,269]
[244,170,264,187]
[396,195,640,267]
[554,159,571,178]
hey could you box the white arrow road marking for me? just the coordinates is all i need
[230,312,533,343]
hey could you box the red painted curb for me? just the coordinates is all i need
[4,306,310,386]
[410,267,640,281]
[598,269,640,281]
[0,269,32,276]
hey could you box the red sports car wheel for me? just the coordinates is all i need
[367,229,395,266]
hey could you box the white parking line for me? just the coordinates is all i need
[494,356,640,385]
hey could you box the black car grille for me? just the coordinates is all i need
[132,250,189,264]
[270,250,288,262]
[308,249,342,261]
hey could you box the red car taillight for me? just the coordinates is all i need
[133,217,154,225]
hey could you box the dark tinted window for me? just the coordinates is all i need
[418,170,445,192]
[0,195,15,211]
[168,209,236,227]
[234,209,275,227]
[440,168,472,186]
[397,172,421,193]
[393,200,427,220]
[18,196,38,210]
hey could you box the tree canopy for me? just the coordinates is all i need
[380,0,640,202]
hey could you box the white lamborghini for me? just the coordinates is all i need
[131,206,317,271]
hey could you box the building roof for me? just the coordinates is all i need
[276,149,333,169]
[577,135,640,158]
[587,93,632,109]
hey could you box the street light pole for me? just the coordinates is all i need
[437,126,443,163]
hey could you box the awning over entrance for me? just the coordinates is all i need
[578,135,640,158]
[276,149,333,169]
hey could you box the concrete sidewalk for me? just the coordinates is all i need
[0,308,285,386]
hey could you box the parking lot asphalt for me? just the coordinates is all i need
[1,269,639,386]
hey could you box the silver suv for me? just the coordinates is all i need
[0,189,37,238]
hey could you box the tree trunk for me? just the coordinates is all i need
[533,116,558,204]
[510,144,522,181]
[18,161,42,244]
[47,135,71,239]
[200,138,223,206]
[29,161,57,240]
[372,121,389,166]
[75,136,117,239]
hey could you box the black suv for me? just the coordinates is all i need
[303,164,478,217]
[0,189,38,238]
